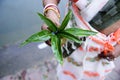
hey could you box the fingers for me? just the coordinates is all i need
[41,9,60,46]
[45,10,60,27]
[41,25,51,46]
[45,40,51,46]
[41,10,60,30]
[41,24,48,30]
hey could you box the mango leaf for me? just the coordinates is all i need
[64,28,97,36]
[51,35,63,64]
[59,10,72,31]
[21,30,51,46]
[37,12,57,32]
[59,31,83,44]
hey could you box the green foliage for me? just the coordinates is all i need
[37,12,57,32]
[21,30,51,46]
[51,35,63,64]
[58,11,72,31]
[21,10,97,64]
[64,28,97,36]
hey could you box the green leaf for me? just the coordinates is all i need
[64,28,97,36]
[59,31,83,44]
[37,12,57,32]
[51,35,63,64]
[21,30,51,46]
[59,10,72,31]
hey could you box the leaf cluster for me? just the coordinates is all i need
[21,11,97,64]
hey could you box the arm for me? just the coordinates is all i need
[42,0,61,29]
[41,0,61,45]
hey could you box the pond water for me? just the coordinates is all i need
[0,0,67,47]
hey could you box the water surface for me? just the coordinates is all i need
[0,0,67,46]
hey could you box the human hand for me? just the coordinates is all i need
[41,10,60,46]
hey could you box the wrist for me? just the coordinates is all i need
[43,3,60,19]
[43,3,60,26]
[47,10,60,26]
[45,10,58,19]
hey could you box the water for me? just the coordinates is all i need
[0,0,67,77]
[0,0,67,46]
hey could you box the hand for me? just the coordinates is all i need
[41,10,60,46]
[41,9,60,30]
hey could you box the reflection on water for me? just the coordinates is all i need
[0,0,67,46]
